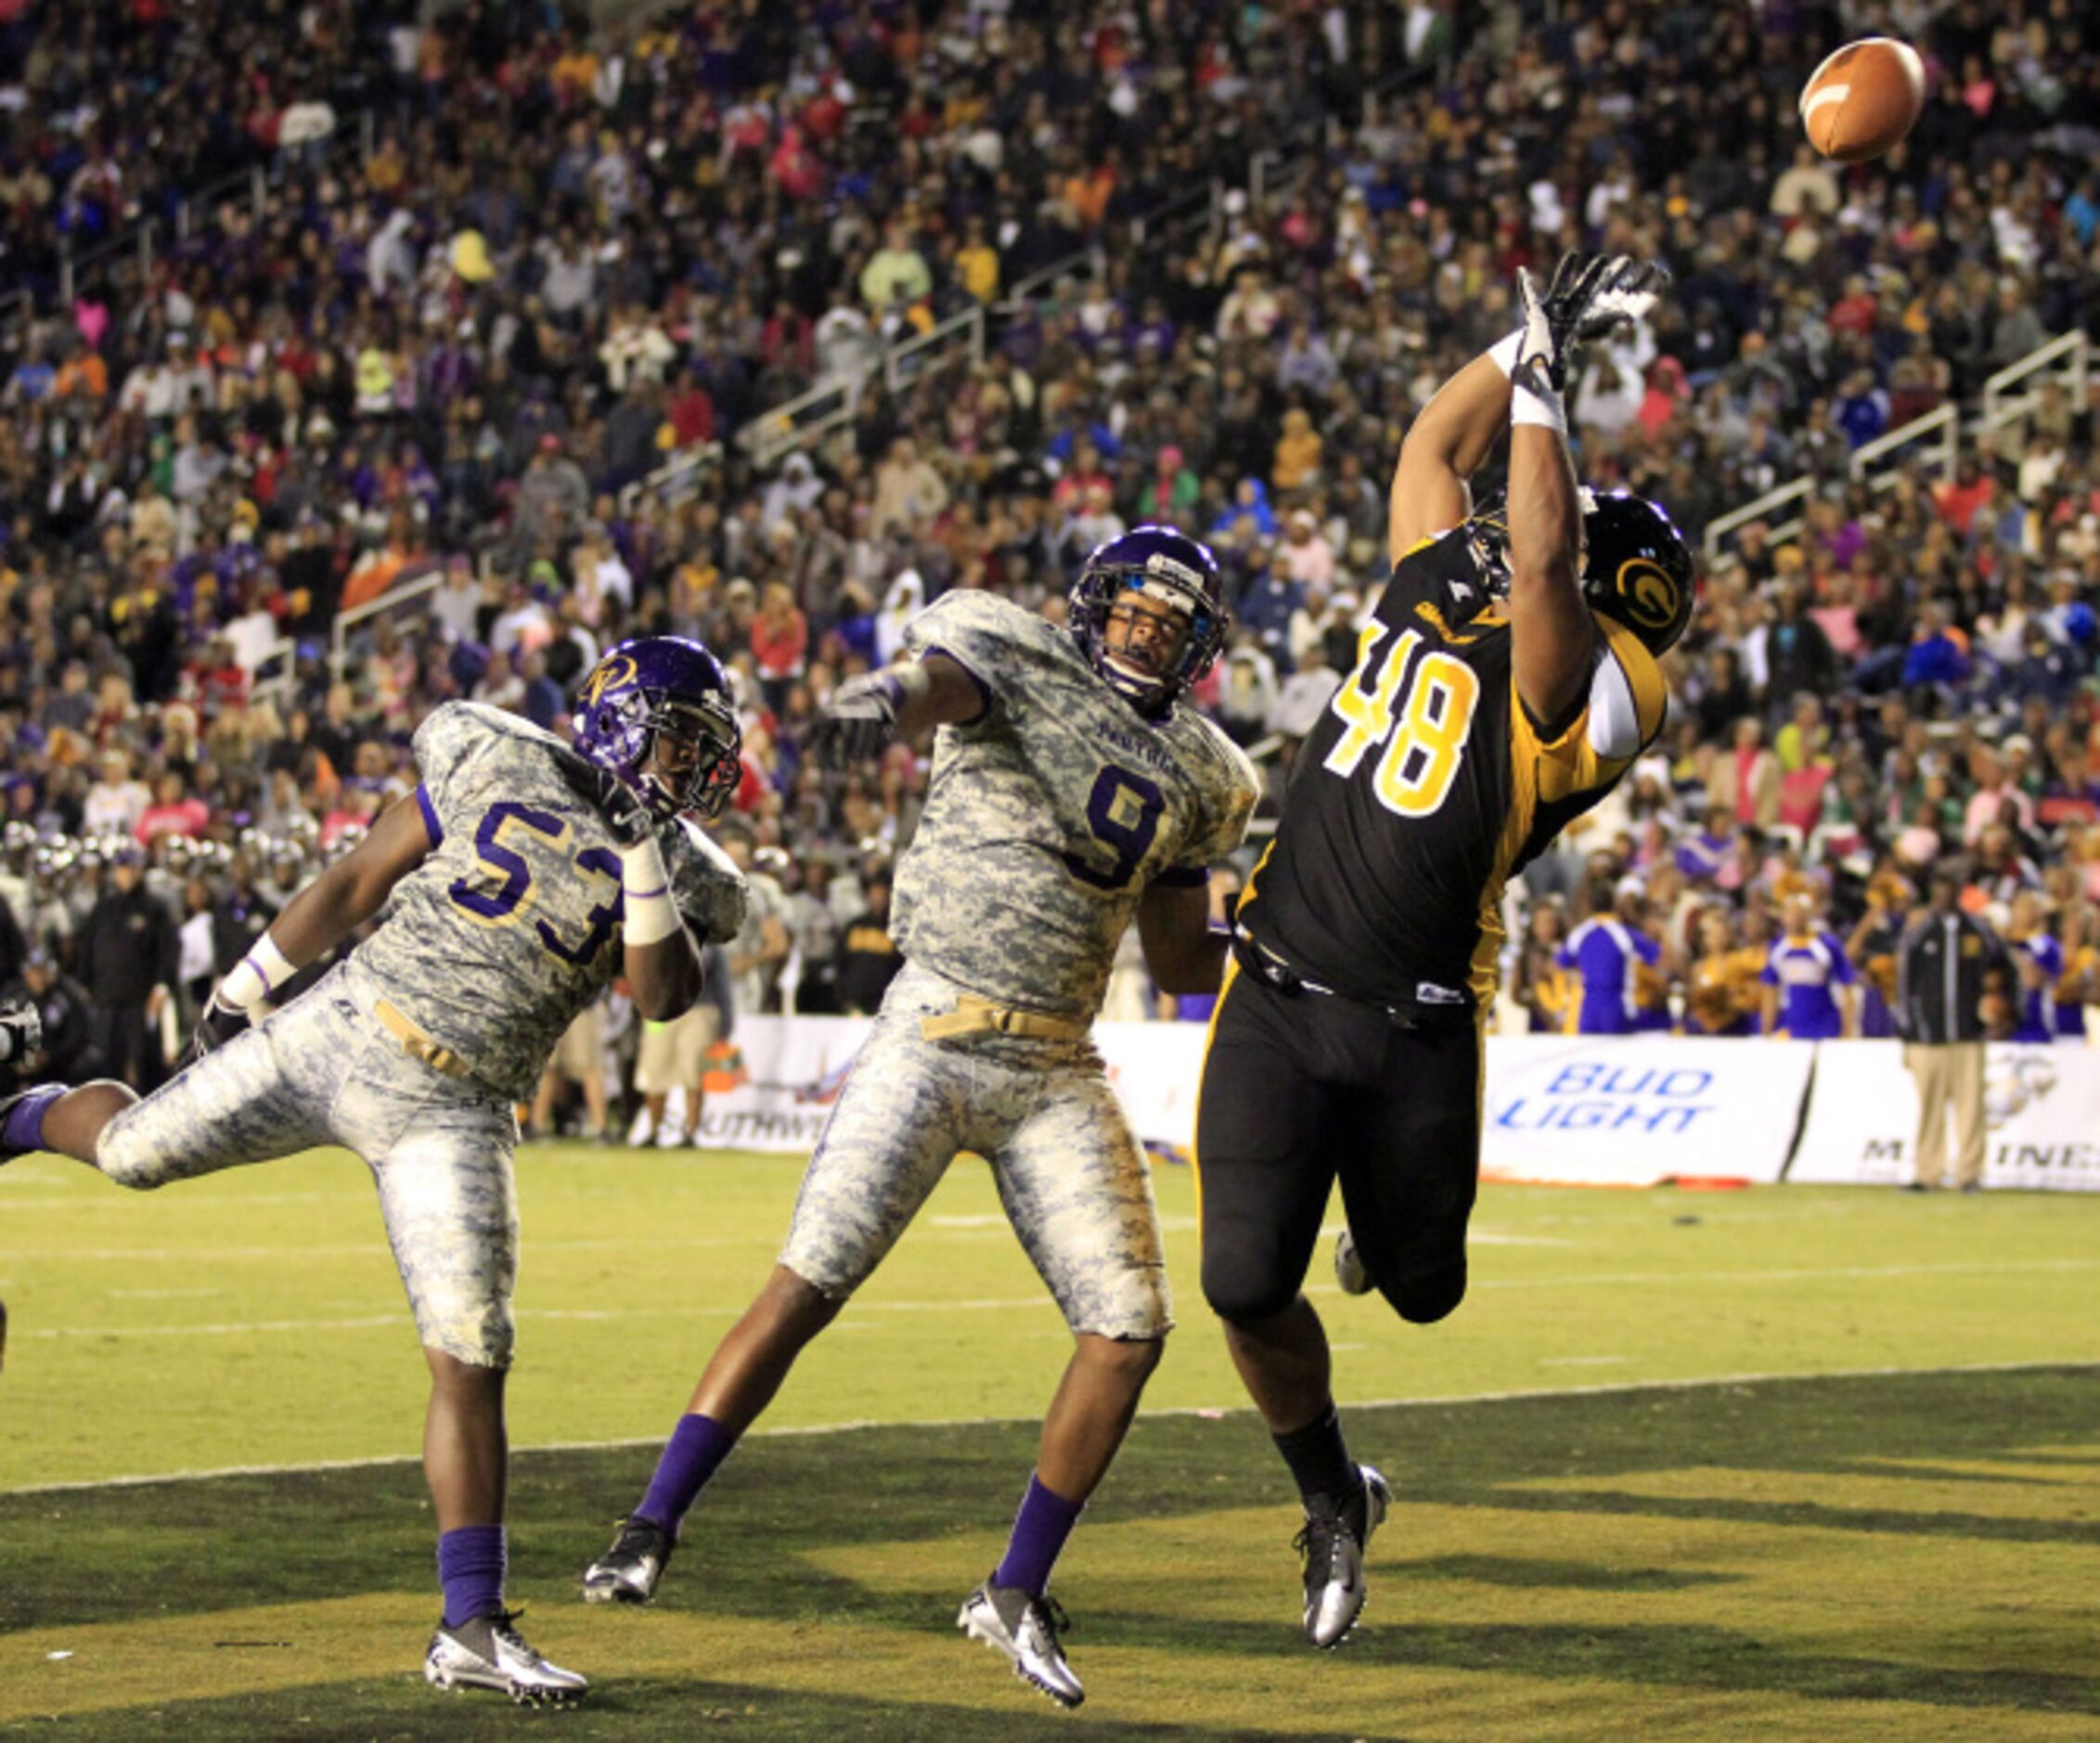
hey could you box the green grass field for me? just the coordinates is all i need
[1,1146,2096,1738]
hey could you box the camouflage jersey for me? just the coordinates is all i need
[894,591,1257,1018]
[349,702,747,1099]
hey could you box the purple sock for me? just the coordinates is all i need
[993,1473,1084,1597]
[2,1086,64,1156]
[436,1524,507,1628]
[635,1413,739,1534]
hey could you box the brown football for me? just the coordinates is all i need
[1799,37,1926,163]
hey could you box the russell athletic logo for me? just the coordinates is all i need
[1615,558,1680,631]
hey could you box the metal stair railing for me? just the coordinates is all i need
[1702,329,2088,562]
[330,562,447,683]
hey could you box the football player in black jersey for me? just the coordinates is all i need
[1193,255,1693,1647]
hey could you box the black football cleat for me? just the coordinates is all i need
[424,1607,587,1703]
[958,1579,1085,1709]
[1295,1464,1390,1647]
[581,1515,674,1604]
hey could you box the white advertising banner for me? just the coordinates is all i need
[691,1014,872,1153]
[1479,1035,1815,1187]
[1788,1039,2100,1193]
[693,1020,1813,1189]
[689,1015,1210,1156]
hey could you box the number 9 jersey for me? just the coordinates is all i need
[893,591,1257,1018]
[1234,528,1668,1013]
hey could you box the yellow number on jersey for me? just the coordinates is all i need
[1324,626,1419,778]
[1321,627,1480,819]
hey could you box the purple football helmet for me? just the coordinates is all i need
[572,637,741,820]
[1067,524,1228,712]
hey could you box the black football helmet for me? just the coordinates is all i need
[1579,489,1696,656]
[1462,487,1694,658]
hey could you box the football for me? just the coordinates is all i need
[1799,36,1926,162]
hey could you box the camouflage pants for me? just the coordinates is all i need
[95,962,522,1367]
[779,962,1170,1339]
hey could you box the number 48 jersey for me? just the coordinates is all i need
[349,702,748,1099]
[1235,528,1667,1012]
[894,591,1257,1019]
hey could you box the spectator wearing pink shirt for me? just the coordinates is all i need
[1281,510,1333,587]
[1963,747,2035,846]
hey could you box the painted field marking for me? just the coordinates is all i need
[4,1359,2093,1496]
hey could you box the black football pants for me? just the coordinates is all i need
[1194,962,1480,1327]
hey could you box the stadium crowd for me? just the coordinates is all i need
[4,0,2100,1134]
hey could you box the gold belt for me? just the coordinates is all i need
[374,999,477,1080]
[920,994,1089,1044]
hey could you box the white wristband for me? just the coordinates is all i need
[1511,381,1567,433]
[620,835,680,948]
[1488,330,1524,378]
[219,934,298,1014]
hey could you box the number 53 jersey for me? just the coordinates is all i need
[895,590,1258,1019]
[1236,529,1668,1012]
[351,702,748,1100]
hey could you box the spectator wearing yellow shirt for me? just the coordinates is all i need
[955,217,1000,303]
[551,33,599,103]
[1272,407,1322,493]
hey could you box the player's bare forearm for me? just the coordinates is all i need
[1388,351,1514,560]
[1505,423,1594,728]
[1138,881,1226,997]
[625,928,704,1021]
[269,794,434,968]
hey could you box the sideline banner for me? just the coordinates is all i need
[691,1014,872,1152]
[690,1020,1815,1188]
[1788,1039,2100,1193]
[1479,1036,1814,1186]
[689,1015,1209,1155]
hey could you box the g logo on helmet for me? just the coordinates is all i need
[1615,559,1679,631]
[581,653,638,706]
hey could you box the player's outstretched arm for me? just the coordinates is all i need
[1387,350,1515,562]
[804,652,987,768]
[195,794,436,1057]
[1136,880,1226,997]
[1393,254,1668,568]
[1503,256,1667,729]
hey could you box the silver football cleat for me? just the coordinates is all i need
[424,1609,588,1703]
[958,1579,1085,1709]
[0,999,42,1066]
[1333,1229,1372,1296]
[581,1515,674,1604]
[1297,1464,1390,1648]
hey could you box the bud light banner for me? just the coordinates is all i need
[1479,1037,1815,1186]
[1787,1040,2100,1193]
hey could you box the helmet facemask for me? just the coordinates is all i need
[1070,563,1224,714]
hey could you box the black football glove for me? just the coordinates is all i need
[191,996,253,1064]
[804,672,903,769]
[1519,252,1671,394]
[550,740,656,846]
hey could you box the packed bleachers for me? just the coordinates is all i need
[4,1,2100,1112]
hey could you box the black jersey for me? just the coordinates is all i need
[1236,528,1668,1010]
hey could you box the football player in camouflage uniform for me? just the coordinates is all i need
[0,638,747,1705]
[582,530,1258,1710]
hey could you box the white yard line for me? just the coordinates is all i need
[18,1257,2097,1341]
[4,1359,2091,1497]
